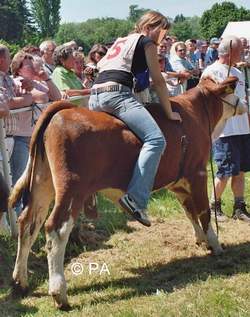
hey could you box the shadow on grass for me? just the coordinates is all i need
[68,241,250,305]
[0,234,43,315]
[0,296,38,317]
[0,195,136,313]
[66,193,136,258]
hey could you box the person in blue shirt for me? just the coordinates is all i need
[185,39,197,67]
[170,42,199,92]
[205,37,220,66]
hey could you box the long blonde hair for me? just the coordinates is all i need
[134,11,171,33]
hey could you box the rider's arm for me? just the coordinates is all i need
[145,43,181,121]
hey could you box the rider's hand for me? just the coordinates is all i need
[168,111,182,122]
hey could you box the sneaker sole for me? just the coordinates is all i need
[211,213,228,222]
[232,215,250,222]
[119,199,151,227]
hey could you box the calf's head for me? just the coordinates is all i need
[199,76,248,140]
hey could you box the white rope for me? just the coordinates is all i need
[7,95,90,115]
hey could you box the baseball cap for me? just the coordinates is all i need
[210,37,220,45]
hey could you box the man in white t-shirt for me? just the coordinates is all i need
[201,35,250,222]
[39,40,57,76]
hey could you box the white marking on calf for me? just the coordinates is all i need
[213,94,247,141]
[168,179,207,245]
[13,217,32,289]
[47,214,74,306]
[222,93,247,115]
[167,178,191,204]
[13,175,54,290]
[188,216,206,245]
[206,222,223,255]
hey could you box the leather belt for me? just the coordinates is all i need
[91,84,130,94]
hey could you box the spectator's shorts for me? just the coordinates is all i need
[213,134,250,178]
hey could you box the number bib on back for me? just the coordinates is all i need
[97,33,142,74]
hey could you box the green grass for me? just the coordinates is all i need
[1,170,250,316]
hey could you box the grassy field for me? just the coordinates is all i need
[1,168,250,317]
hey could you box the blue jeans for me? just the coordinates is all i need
[89,85,166,209]
[213,134,250,178]
[10,136,30,215]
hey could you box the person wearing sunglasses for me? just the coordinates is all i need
[169,42,199,94]
[149,38,187,99]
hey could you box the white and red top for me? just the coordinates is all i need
[98,33,142,74]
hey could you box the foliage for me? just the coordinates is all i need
[0,39,21,57]
[0,0,32,44]
[30,0,61,38]
[1,1,250,52]
[128,4,149,22]
[200,1,250,39]
[174,14,186,23]
[170,16,202,41]
[55,18,133,53]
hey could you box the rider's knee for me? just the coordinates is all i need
[153,133,166,153]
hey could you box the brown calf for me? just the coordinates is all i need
[9,77,242,309]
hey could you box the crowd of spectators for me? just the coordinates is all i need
[0,33,249,225]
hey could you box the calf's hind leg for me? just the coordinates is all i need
[12,158,54,294]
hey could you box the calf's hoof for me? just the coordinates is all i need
[208,245,224,256]
[52,294,71,311]
[11,279,29,298]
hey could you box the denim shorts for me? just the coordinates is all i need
[213,134,250,178]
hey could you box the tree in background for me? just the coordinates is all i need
[3,1,250,54]
[174,14,186,23]
[170,16,201,41]
[128,4,148,22]
[200,1,250,39]
[0,39,21,57]
[56,18,133,53]
[30,0,61,38]
[0,0,31,43]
